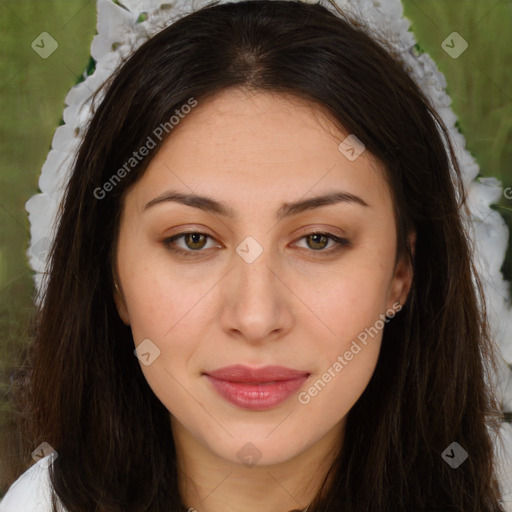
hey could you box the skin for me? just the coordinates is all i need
[113,87,414,512]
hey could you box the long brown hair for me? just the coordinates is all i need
[7,1,506,510]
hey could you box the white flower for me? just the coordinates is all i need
[118,0,164,12]
[91,0,137,62]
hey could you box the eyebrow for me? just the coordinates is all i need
[144,189,370,221]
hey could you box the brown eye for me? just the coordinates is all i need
[182,233,208,250]
[294,232,350,253]
[163,232,219,256]
[305,233,330,250]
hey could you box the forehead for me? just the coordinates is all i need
[126,87,392,216]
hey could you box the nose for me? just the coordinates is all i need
[218,243,294,345]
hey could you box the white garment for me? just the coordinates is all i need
[0,454,65,512]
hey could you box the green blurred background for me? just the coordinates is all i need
[0,0,511,496]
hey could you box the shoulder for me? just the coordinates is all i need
[0,453,66,512]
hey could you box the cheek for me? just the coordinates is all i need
[312,280,385,383]
[124,272,207,417]
[298,340,381,437]
[296,270,388,421]
[307,262,391,347]
[125,277,205,375]
[118,235,213,341]
[295,261,390,417]
[120,259,220,400]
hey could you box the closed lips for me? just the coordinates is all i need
[204,364,310,382]
[204,365,310,411]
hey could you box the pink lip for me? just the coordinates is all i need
[204,365,310,410]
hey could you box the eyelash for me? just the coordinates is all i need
[162,231,350,258]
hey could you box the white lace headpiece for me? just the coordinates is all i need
[24,0,512,505]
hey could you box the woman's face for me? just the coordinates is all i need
[114,87,413,466]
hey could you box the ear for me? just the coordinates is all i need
[113,281,131,325]
[387,230,416,309]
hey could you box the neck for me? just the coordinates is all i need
[172,417,344,512]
